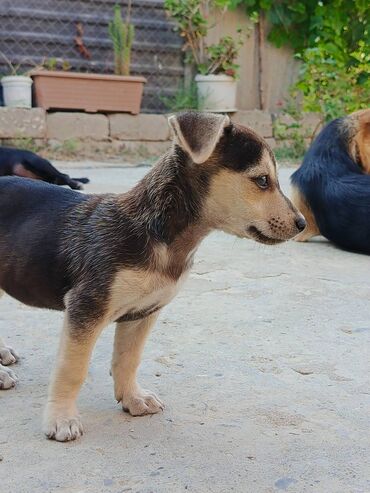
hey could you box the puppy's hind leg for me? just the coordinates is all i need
[24,155,86,190]
[112,312,164,416]
[0,290,19,389]
[44,311,106,441]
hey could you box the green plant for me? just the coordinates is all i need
[199,30,245,77]
[293,41,370,121]
[161,82,201,111]
[43,58,71,71]
[5,137,42,154]
[273,121,307,161]
[108,2,135,76]
[223,0,369,120]
[62,139,79,155]
[274,144,305,162]
[164,0,247,78]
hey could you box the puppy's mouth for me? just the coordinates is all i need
[247,226,285,245]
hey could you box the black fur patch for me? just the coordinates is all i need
[216,124,265,172]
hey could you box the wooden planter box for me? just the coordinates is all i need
[31,71,146,114]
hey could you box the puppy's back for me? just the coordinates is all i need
[0,177,87,309]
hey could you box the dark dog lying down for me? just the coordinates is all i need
[0,112,305,441]
[291,109,370,254]
[0,146,89,190]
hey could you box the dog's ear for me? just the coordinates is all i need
[168,112,230,164]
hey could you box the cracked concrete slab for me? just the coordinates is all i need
[1,165,369,493]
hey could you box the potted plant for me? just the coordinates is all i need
[165,0,246,112]
[0,53,33,108]
[30,2,146,114]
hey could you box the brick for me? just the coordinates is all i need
[109,114,170,141]
[121,140,171,157]
[47,112,108,141]
[0,108,46,138]
[231,110,273,137]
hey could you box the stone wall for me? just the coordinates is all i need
[0,108,322,161]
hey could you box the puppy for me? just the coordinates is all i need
[0,146,89,190]
[0,111,305,441]
[291,109,370,253]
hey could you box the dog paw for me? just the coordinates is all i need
[0,345,19,366]
[0,364,18,389]
[44,406,83,442]
[121,389,164,416]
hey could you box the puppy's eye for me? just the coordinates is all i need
[254,175,269,189]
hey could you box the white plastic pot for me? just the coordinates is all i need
[1,76,33,108]
[195,74,237,112]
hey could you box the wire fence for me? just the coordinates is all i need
[0,0,184,112]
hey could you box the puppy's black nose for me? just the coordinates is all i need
[295,216,306,232]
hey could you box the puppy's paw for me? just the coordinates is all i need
[44,405,83,442]
[0,364,18,389]
[120,388,164,416]
[0,345,19,366]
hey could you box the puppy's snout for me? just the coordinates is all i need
[295,216,306,232]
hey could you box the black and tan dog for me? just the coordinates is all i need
[291,109,370,253]
[0,146,89,190]
[0,112,305,441]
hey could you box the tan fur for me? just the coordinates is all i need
[13,163,41,180]
[44,313,107,441]
[112,312,163,415]
[0,290,19,389]
[291,186,320,242]
[45,266,189,440]
[204,151,302,241]
[352,109,370,173]
[108,267,189,323]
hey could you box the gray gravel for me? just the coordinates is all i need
[1,164,369,493]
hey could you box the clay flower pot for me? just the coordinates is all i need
[31,70,146,114]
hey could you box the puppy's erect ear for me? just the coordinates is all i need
[168,112,230,164]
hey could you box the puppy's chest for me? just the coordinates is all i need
[109,268,189,322]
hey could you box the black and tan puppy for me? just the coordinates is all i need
[0,112,305,441]
[291,109,370,253]
[0,146,89,190]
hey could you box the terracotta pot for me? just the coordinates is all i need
[30,71,146,114]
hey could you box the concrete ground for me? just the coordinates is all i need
[1,164,369,493]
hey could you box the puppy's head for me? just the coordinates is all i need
[169,111,305,244]
[348,109,370,173]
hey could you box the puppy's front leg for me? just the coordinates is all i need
[44,313,105,441]
[0,336,19,389]
[0,336,18,366]
[112,312,164,416]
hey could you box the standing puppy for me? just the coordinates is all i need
[0,112,305,441]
